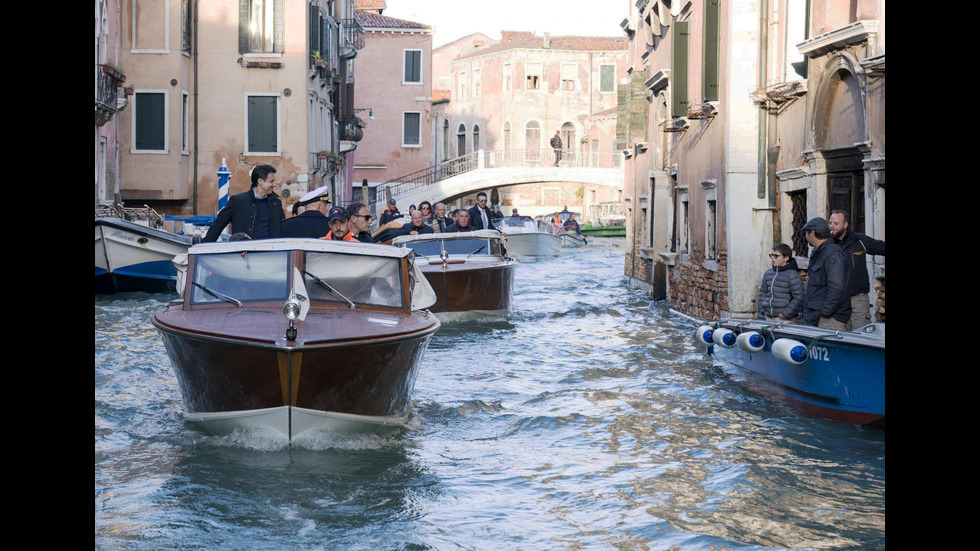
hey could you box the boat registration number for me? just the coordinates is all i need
[809,346,830,361]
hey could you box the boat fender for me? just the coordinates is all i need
[695,325,715,346]
[711,328,737,348]
[736,331,766,353]
[771,338,808,364]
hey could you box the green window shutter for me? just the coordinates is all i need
[135,93,166,151]
[702,0,720,102]
[405,51,421,82]
[671,20,689,117]
[600,65,615,92]
[248,96,278,152]
[404,113,420,145]
[238,0,249,54]
[273,0,284,53]
[310,4,317,66]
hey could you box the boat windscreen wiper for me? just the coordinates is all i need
[192,282,243,307]
[466,245,486,258]
[304,270,356,309]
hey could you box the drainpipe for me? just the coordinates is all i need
[192,0,199,214]
[757,0,769,200]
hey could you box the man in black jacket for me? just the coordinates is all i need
[801,217,850,329]
[467,192,497,230]
[203,164,284,241]
[444,209,476,232]
[829,210,885,329]
[281,185,331,238]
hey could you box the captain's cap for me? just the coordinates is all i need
[327,206,349,222]
[800,217,829,233]
[298,185,331,206]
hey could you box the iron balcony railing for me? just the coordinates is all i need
[338,115,364,142]
[340,18,365,56]
[95,70,121,126]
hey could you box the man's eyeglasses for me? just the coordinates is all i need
[768,254,784,258]
[353,214,373,221]
[478,199,487,203]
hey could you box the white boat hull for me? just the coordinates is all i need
[504,232,561,257]
[184,405,411,440]
[95,217,193,292]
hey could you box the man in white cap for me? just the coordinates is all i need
[281,185,332,238]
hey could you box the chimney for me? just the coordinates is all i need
[543,32,550,49]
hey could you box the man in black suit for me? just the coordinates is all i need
[281,185,331,238]
[467,192,497,231]
[203,164,284,242]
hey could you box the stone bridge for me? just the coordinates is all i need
[376,149,623,210]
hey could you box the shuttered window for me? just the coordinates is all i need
[135,92,166,151]
[247,95,278,153]
[404,50,422,83]
[403,112,421,146]
[671,20,689,117]
[600,64,616,93]
[702,0,720,102]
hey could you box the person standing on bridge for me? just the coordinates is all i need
[550,131,563,166]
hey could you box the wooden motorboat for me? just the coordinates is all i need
[497,216,561,257]
[392,230,517,322]
[697,319,885,430]
[151,238,441,440]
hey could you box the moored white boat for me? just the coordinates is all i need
[95,216,194,294]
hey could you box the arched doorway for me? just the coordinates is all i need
[442,119,450,161]
[560,122,575,164]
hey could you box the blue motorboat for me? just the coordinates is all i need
[696,319,885,430]
[95,217,195,294]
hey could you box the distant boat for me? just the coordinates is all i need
[152,238,441,440]
[497,216,561,257]
[697,319,885,430]
[95,216,194,294]
[559,232,588,247]
[393,230,517,322]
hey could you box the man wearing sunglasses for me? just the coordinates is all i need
[467,191,498,231]
[347,202,375,243]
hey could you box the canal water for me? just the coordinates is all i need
[94,238,885,550]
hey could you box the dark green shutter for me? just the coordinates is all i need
[404,113,420,145]
[702,0,720,101]
[135,93,166,151]
[248,96,277,152]
[405,51,421,82]
[671,21,689,117]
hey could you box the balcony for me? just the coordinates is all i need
[95,64,127,126]
[339,18,364,59]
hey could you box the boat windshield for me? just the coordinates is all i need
[190,250,290,305]
[303,252,405,309]
[404,237,500,257]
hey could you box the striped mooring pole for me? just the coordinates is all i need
[217,158,230,213]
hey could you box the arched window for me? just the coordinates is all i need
[503,121,511,154]
[560,122,576,164]
[457,123,467,156]
[473,124,480,152]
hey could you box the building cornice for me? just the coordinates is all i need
[797,20,879,58]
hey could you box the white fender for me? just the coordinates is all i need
[695,325,715,346]
[712,328,737,348]
[736,331,766,353]
[771,338,808,364]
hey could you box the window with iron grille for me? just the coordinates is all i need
[790,190,808,257]
[600,64,616,93]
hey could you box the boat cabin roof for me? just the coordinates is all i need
[188,238,412,259]
[391,229,502,245]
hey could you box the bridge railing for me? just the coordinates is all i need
[378,149,622,205]
[486,149,622,169]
